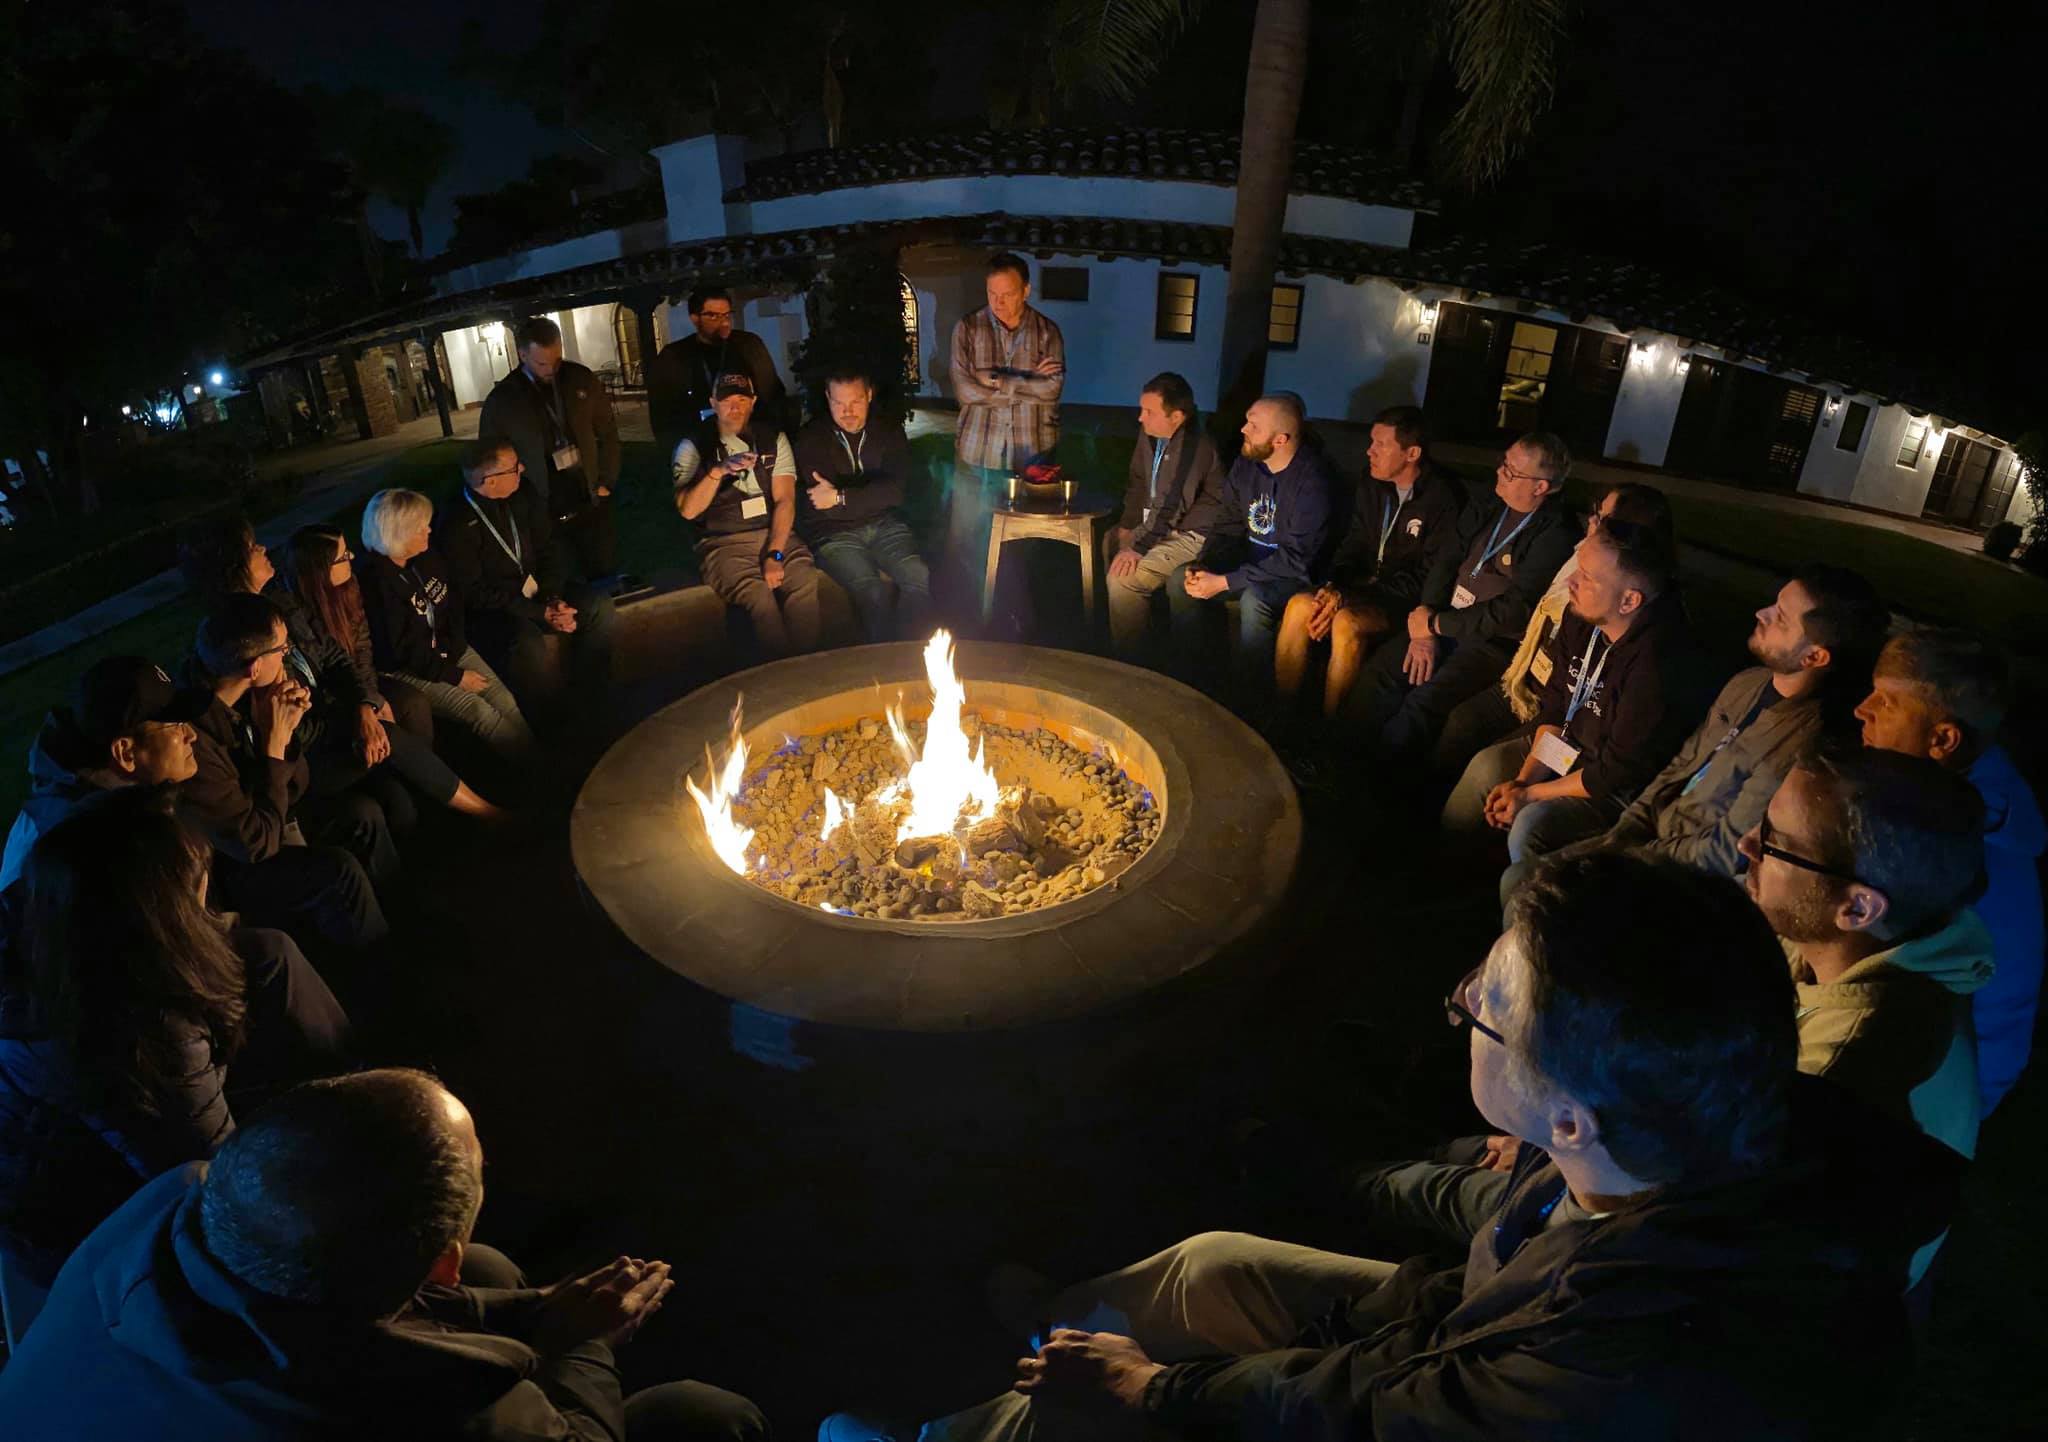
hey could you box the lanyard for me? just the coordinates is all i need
[1148,437,1169,497]
[1377,488,1412,565]
[1683,689,1774,794]
[836,427,866,475]
[996,315,1024,370]
[1471,505,1536,578]
[463,489,523,571]
[525,370,567,444]
[1564,630,1613,727]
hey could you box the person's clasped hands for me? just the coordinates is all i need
[530,1255,676,1355]
[1014,1328,1163,1411]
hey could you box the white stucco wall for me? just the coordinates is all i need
[741,174,1413,249]
[563,304,622,373]
[1266,276,1436,421]
[439,322,512,408]
[1603,334,1688,466]
[1797,402,1935,514]
[429,222,668,298]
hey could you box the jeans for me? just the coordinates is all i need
[1347,633,1517,766]
[698,530,824,657]
[392,647,538,764]
[456,1246,768,1442]
[212,844,389,949]
[1168,575,1292,696]
[813,516,934,642]
[1441,733,1620,864]
[224,928,354,1114]
[1429,679,1521,782]
[914,1232,1397,1442]
[943,463,1011,607]
[1104,529,1205,658]
[472,585,619,723]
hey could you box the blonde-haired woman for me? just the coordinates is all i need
[358,489,537,763]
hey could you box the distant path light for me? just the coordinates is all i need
[209,371,225,385]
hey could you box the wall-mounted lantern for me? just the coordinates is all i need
[1415,300,1439,345]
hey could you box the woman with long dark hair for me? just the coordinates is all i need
[177,513,507,821]
[0,788,351,1282]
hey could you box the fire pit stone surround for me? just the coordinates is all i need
[572,642,1302,1032]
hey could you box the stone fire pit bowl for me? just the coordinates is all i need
[571,642,1301,1033]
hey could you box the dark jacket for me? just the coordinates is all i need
[0,714,119,889]
[1326,463,1468,602]
[1420,498,1578,650]
[1200,445,1340,600]
[478,361,621,518]
[1591,666,1822,878]
[675,416,789,537]
[1119,424,1227,553]
[268,580,383,713]
[792,415,915,538]
[1144,1079,1958,1442]
[0,928,307,1278]
[647,329,789,445]
[0,1164,633,1441]
[180,691,306,865]
[440,484,564,631]
[1529,590,1716,809]
[360,550,467,688]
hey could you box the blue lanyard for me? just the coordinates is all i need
[996,316,1024,370]
[1471,506,1536,578]
[1148,438,1168,498]
[1377,489,1411,564]
[1564,631,1612,727]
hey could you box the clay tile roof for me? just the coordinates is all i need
[725,128,1436,212]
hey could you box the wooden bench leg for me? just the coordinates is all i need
[981,515,1006,622]
[1074,530,1096,626]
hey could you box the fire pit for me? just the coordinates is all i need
[572,640,1301,1032]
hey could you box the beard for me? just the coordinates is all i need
[1243,437,1275,463]
[1753,880,1839,944]
[1747,629,1802,673]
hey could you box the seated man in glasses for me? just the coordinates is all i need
[1737,746,1990,1186]
[1439,511,1712,863]
[825,851,1953,1442]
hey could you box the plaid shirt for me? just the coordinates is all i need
[949,305,1064,470]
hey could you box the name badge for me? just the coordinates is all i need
[1451,583,1478,610]
[520,575,539,600]
[1531,729,1582,776]
[551,444,581,471]
[740,495,769,520]
[1530,649,1554,686]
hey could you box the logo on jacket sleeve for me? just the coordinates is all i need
[1248,494,1277,538]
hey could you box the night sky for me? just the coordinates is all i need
[183,0,575,256]
[179,0,2042,423]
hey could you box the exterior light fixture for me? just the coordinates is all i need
[1415,300,1439,345]
[1675,354,1693,376]
[188,384,203,399]
[121,404,133,416]
[209,370,226,386]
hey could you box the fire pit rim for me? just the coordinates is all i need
[571,642,1301,1031]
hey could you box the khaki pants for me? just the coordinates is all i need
[920,1232,1398,1442]
[1104,529,1205,657]
[697,529,823,657]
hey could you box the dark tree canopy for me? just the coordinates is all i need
[0,0,374,482]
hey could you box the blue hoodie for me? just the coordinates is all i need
[0,1165,627,1440]
[1967,745,2046,1116]
[1207,444,1338,602]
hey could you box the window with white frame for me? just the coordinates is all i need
[1896,418,1929,467]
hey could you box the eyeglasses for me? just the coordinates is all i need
[328,549,355,567]
[1445,966,1506,1046]
[254,641,291,660]
[480,465,521,482]
[1754,813,1862,885]
[698,309,734,322]
[1497,459,1554,486]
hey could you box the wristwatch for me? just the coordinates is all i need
[768,549,786,563]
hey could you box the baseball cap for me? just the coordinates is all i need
[70,656,208,749]
[711,372,757,400]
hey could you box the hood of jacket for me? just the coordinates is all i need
[46,1166,539,1425]
[1970,744,2046,861]
[1802,907,1996,999]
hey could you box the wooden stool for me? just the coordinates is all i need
[982,498,1114,624]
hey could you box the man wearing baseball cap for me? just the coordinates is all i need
[1,657,204,888]
[673,370,823,657]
